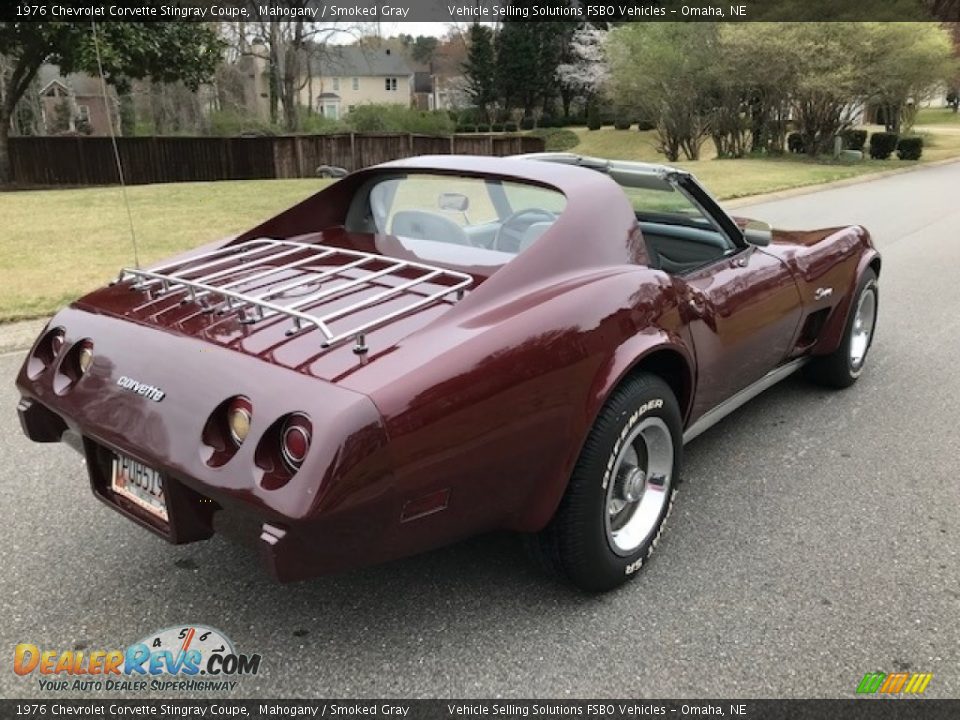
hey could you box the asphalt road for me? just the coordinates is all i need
[2,162,959,700]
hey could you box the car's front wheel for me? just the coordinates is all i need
[530,373,682,592]
[805,268,878,388]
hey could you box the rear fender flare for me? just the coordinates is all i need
[513,331,694,532]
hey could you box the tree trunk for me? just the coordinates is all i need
[268,25,280,125]
[0,115,12,185]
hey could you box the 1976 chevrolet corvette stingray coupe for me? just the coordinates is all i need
[16,154,880,591]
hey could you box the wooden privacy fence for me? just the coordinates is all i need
[8,133,547,187]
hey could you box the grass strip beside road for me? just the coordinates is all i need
[2,121,960,322]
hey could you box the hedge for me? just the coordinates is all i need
[896,136,923,160]
[841,129,868,152]
[869,132,899,160]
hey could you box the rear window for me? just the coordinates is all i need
[351,173,567,258]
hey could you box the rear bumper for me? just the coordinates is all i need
[18,395,398,581]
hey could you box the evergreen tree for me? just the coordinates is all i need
[462,24,496,123]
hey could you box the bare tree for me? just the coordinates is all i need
[224,13,366,131]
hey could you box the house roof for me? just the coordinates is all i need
[37,64,117,98]
[309,45,412,78]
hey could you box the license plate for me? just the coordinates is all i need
[111,454,168,522]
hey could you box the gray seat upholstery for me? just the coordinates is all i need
[390,210,469,246]
[518,221,554,252]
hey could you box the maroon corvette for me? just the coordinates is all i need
[16,154,879,591]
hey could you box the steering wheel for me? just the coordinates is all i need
[493,208,557,253]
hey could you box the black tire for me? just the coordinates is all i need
[804,269,879,389]
[529,373,683,592]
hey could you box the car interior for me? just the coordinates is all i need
[345,173,567,268]
[345,168,738,275]
[607,169,737,274]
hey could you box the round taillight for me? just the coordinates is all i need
[27,327,65,379]
[281,414,311,471]
[77,340,94,374]
[227,397,253,446]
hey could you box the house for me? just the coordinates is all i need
[37,65,118,136]
[303,44,414,120]
[238,43,414,122]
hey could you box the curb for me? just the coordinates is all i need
[2,156,959,355]
[0,317,47,357]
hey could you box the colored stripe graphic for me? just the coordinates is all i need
[856,672,886,694]
[857,671,932,694]
[904,673,933,694]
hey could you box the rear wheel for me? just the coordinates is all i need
[805,269,878,388]
[530,373,682,592]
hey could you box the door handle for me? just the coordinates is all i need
[687,293,706,315]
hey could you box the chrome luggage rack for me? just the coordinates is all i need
[117,239,473,353]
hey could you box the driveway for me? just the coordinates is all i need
[2,162,959,699]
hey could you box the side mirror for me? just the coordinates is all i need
[742,219,772,247]
[438,192,469,213]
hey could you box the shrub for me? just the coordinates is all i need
[614,116,632,130]
[457,124,476,133]
[299,113,347,135]
[208,109,280,136]
[504,121,518,132]
[840,129,867,151]
[491,123,504,132]
[896,136,923,160]
[565,114,586,127]
[636,119,656,132]
[787,132,805,154]
[529,128,580,152]
[587,104,601,131]
[520,116,536,131]
[869,131,899,159]
[344,104,455,134]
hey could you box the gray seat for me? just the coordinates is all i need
[390,210,469,246]
[518,221,554,252]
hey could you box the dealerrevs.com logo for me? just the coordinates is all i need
[14,624,261,693]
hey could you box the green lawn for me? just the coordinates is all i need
[3,122,960,322]
[572,125,960,198]
[914,106,960,125]
[0,179,329,322]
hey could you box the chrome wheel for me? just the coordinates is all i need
[604,417,674,556]
[849,284,877,370]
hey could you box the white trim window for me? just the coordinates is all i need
[332,77,340,91]
[385,77,398,92]
[352,77,359,91]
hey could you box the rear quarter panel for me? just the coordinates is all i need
[338,266,693,536]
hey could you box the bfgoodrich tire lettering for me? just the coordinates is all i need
[531,372,683,592]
